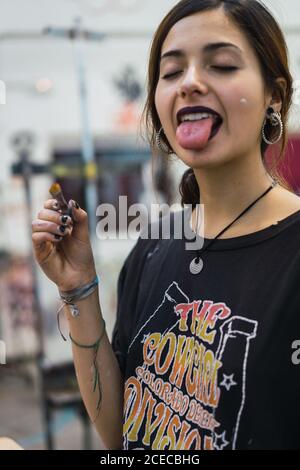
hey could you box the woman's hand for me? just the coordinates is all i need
[32,199,97,291]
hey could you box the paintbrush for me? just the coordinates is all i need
[49,182,74,220]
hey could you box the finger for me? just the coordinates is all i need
[32,231,64,246]
[36,209,73,227]
[67,200,90,242]
[32,232,63,265]
[44,198,74,222]
[32,219,73,237]
[44,199,61,211]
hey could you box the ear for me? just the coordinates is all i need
[267,77,287,113]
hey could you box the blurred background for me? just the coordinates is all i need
[0,0,299,450]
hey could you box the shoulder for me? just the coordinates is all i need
[248,187,300,235]
[270,186,300,221]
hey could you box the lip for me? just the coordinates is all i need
[176,105,222,126]
[209,118,223,141]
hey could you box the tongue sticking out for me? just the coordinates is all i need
[176,116,214,150]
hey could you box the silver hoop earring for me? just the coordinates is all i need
[262,109,283,145]
[156,127,173,154]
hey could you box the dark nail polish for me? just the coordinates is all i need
[61,215,68,224]
[54,234,62,240]
[72,200,79,210]
[59,225,66,233]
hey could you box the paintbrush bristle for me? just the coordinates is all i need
[49,183,61,197]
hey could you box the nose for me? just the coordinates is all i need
[177,65,208,98]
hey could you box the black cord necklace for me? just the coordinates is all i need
[189,179,278,275]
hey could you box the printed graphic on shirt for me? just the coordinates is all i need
[123,281,258,450]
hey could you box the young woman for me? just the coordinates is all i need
[32,0,300,450]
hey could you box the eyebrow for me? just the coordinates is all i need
[160,42,242,62]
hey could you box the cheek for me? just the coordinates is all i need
[220,84,251,110]
[231,77,265,111]
[154,87,164,121]
[154,86,171,124]
[222,88,263,131]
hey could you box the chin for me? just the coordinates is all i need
[178,148,227,168]
[182,140,243,167]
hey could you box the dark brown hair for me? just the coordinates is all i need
[139,0,294,207]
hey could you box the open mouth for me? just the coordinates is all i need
[176,106,224,146]
[209,116,223,141]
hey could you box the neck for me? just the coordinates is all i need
[192,151,276,235]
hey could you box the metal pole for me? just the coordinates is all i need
[72,18,98,241]
[11,132,45,361]
[43,20,107,244]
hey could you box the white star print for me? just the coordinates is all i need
[214,431,229,450]
[220,373,237,391]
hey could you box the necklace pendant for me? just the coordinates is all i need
[189,257,204,275]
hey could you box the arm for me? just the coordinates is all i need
[31,199,124,449]
[64,288,124,450]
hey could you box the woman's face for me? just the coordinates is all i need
[155,7,272,168]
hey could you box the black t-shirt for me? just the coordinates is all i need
[112,208,300,450]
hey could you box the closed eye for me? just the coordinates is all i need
[211,66,238,72]
[162,66,238,80]
[162,71,182,80]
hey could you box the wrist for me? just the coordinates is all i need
[57,270,97,292]
[56,274,99,339]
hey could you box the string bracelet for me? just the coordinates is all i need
[56,275,99,341]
